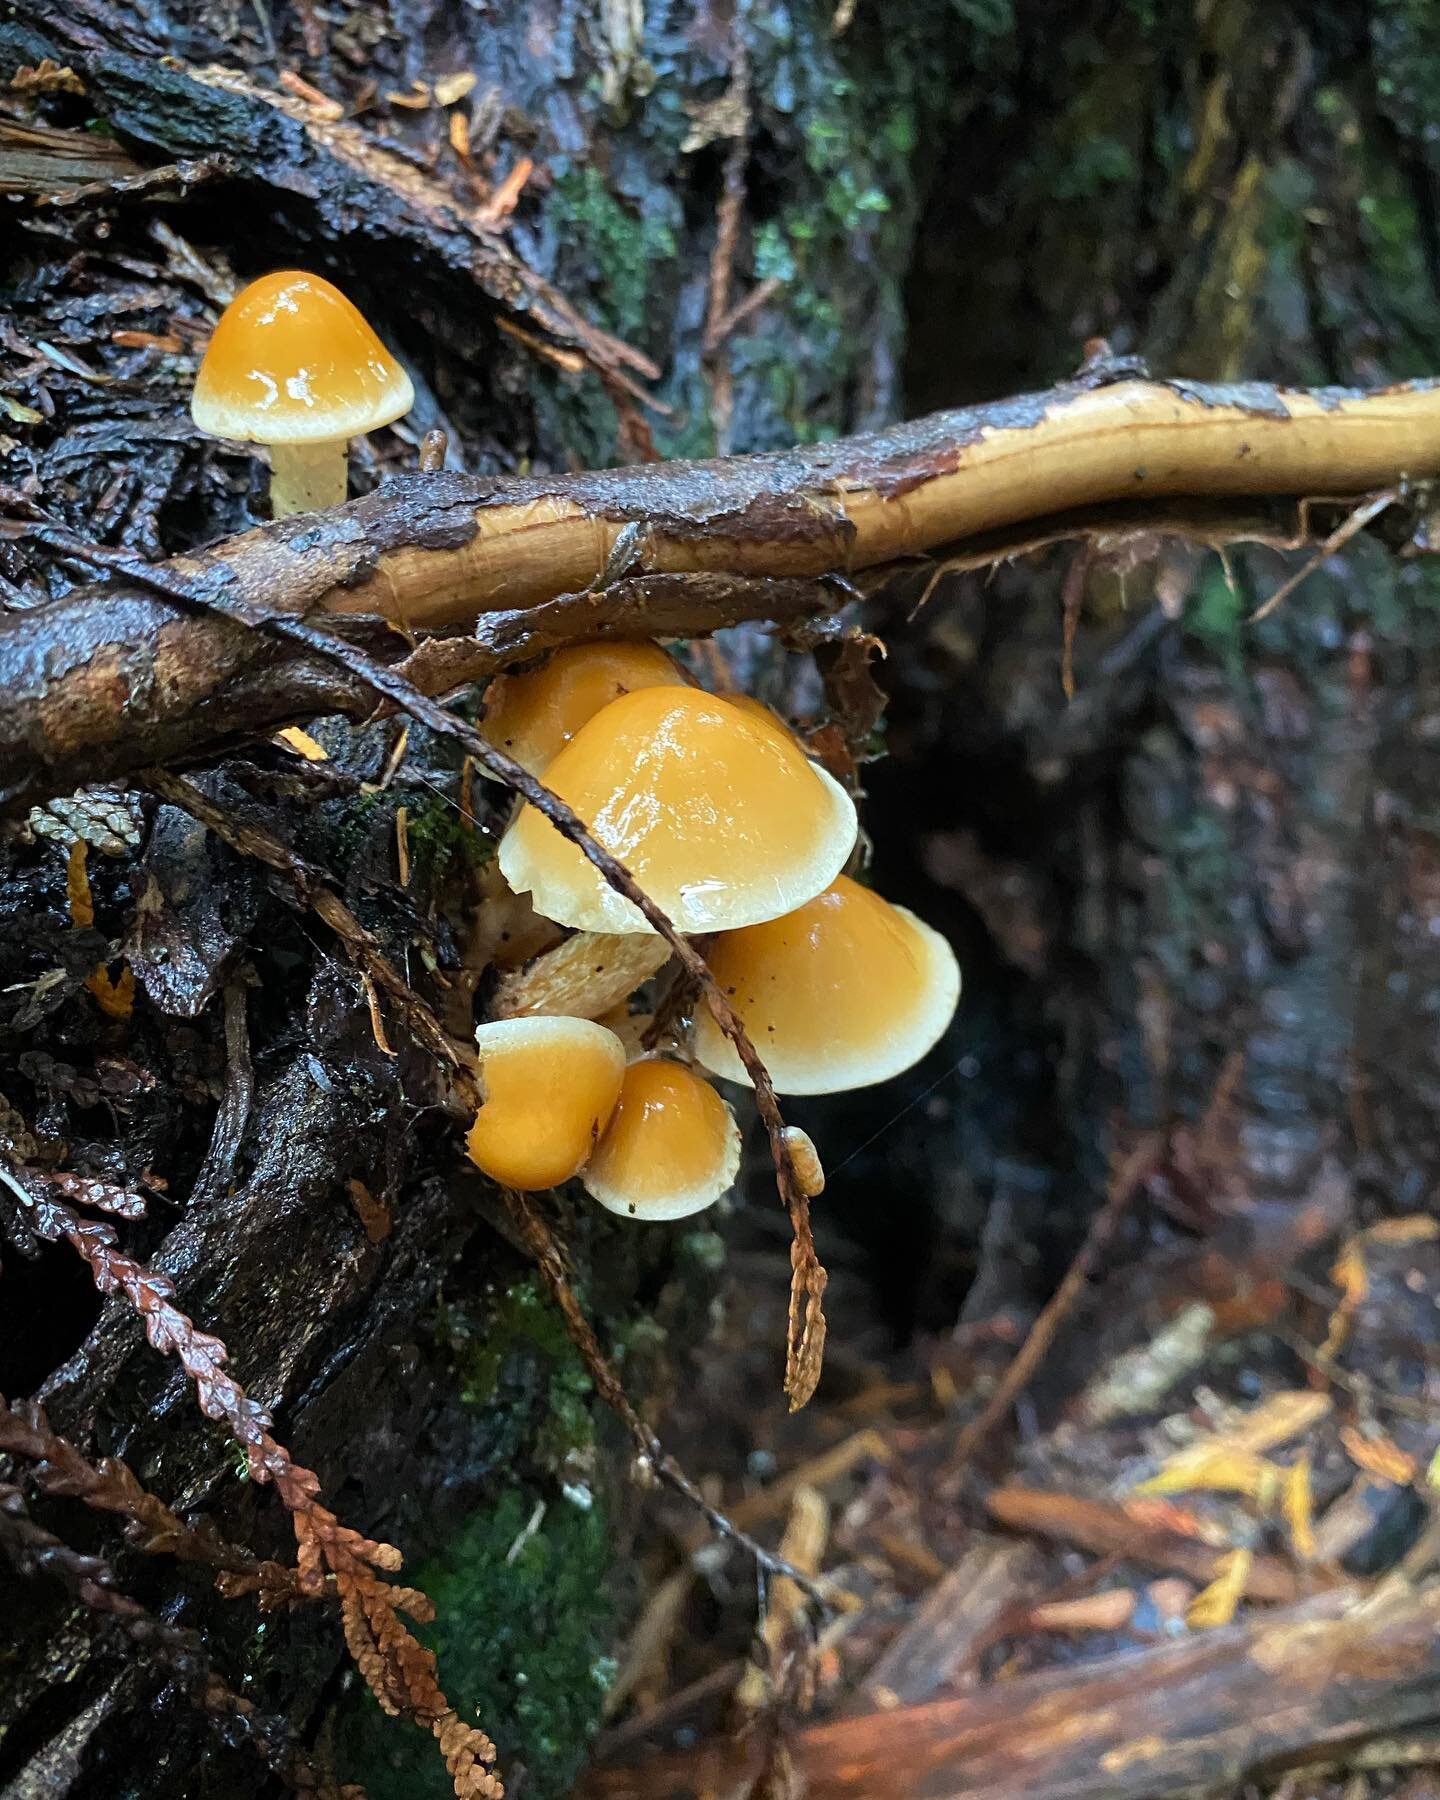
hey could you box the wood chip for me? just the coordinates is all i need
[863,1536,1041,1706]
[985,1487,1313,1602]
[433,71,477,105]
[489,931,669,1021]
[1027,1589,1136,1634]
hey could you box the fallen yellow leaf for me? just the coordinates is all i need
[1339,1424,1416,1486]
[1282,1454,1315,1558]
[1186,1548,1252,1629]
[1322,1241,1368,1356]
[1211,1390,1332,1456]
[1137,1444,1280,1505]
[1361,1216,1440,1246]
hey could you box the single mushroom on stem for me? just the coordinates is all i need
[693,874,961,1095]
[498,687,857,936]
[190,270,414,517]
[466,1016,625,1191]
[582,1058,741,1221]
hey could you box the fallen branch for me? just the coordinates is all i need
[583,1583,1440,1799]
[5,375,1439,807]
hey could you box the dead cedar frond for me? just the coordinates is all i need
[8,1167,503,1800]
[0,1390,286,1582]
[0,1480,329,1792]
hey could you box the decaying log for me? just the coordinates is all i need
[5,374,1440,811]
[583,1581,1440,1799]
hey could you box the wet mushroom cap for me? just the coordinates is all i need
[190,270,414,444]
[481,641,689,776]
[498,687,857,936]
[466,1016,625,1191]
[693,874,961,1095]
[582,1058,740,1221]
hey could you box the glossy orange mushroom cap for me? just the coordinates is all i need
[582,1059,741,1220]
[693,874,961,1095]
[498,687,857,935]
[191,270,413,444]
[481,641,689,777]
[466,1016,625,1191]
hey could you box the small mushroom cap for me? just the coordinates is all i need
[498,687,857,936]
[466,1016,625,1191]
[191,270,414,444]
[582,1059,740,1221]
[481,641,689,776]
[693,874,961,1095]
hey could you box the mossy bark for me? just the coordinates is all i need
[0,1,971,1794]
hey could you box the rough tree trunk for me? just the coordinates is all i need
[0,2,965,1797]
[4,2,1440,1798]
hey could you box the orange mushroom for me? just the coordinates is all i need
[498,687,857,935]
[481,641,689,776]
[582,1058,740,1221]
[693,874,961,1095]
[466,1016,625,1190]
[191,270,413,516]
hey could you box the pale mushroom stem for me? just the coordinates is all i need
[269,440,349,516]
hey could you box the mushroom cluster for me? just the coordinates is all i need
[465,642,961,1221]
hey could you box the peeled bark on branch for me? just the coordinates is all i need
[4,373,1439,811]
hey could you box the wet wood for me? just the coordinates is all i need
[4,378,1435,814]
[860,1535,1042,1708]
[584,1582,1440,1799]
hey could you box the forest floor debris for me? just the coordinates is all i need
[579,1122,1440,1800]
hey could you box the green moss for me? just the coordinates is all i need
[547,165,679,345]
[341,1277,619,1796]
[396,785,492,886]
[341,1488,615,1800]
[449,1274,597,1472]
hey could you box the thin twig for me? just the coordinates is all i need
[499,1189,831,1605]
[1247,489,1398,622]
[943,1136,1160,1480]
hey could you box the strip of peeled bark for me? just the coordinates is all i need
[4,374,1439,809]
